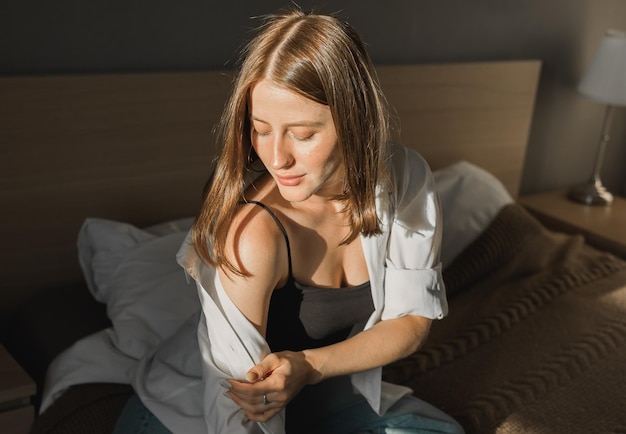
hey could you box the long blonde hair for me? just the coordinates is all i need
[193,8,391,274]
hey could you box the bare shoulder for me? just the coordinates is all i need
[224,201,288,282]
[217,199,289,332]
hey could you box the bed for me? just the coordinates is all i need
[2,60,626,434]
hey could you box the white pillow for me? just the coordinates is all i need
[434,161,513,269]
[77,217,198,359]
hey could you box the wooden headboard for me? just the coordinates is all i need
[0,60,541,326]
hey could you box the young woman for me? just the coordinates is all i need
[115,8,464,434]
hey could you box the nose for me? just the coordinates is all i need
[270,134,294,169]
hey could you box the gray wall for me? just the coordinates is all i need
[2,0,625,196]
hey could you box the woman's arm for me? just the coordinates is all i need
[226,314,431,423]
[303,313,431,383]
[218,203,314,422]
[249,313,431,384]
[217,204,289,335]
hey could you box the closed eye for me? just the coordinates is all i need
[252,128,272,137]
[290,131,315,142]
[294,134,314,142]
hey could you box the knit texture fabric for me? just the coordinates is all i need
[385,204,626,433]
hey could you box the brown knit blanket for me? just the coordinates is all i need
[385,203,626,434]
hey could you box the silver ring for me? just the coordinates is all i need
[263,394,269,405]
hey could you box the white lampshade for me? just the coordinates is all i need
[578,29,626,106]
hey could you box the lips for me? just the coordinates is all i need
[275,174,304,187]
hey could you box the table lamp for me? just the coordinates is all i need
[569,29,626,206]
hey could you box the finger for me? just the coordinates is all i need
[245,363,269,383]
[230,383,288,410]
[243,407,281,423]
[222,383,266,407]
[246,369,262,382]
[240,397,282,423]
[226,390,279,420]
[223,378,265,400]
[246,353,280,383]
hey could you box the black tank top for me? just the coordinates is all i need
[244,201,374,350]
[244,201,374,432]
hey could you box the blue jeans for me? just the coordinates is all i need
[112,394,172,434]
[113,393,464,434]
[304,393,465,434]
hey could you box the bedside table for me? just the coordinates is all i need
[0,344,36,434]
[518,189,626,258]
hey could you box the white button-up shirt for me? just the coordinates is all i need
[132,143,447,434]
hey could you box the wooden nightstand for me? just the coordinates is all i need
[0,344,36,434]
[518,189,626,258]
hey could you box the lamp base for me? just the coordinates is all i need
[568,182,614,206]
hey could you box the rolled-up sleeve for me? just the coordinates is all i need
[383,266,446,320]
[381,145,448,320]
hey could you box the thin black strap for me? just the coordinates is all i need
[242,200,293,279]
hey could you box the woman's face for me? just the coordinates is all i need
[249,79,344,203]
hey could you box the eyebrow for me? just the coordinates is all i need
[250,116,326,128]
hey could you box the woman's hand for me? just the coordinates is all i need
[221,351,317,422]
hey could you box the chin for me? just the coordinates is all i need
[278,191,311,203]
[276,185,315,203]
